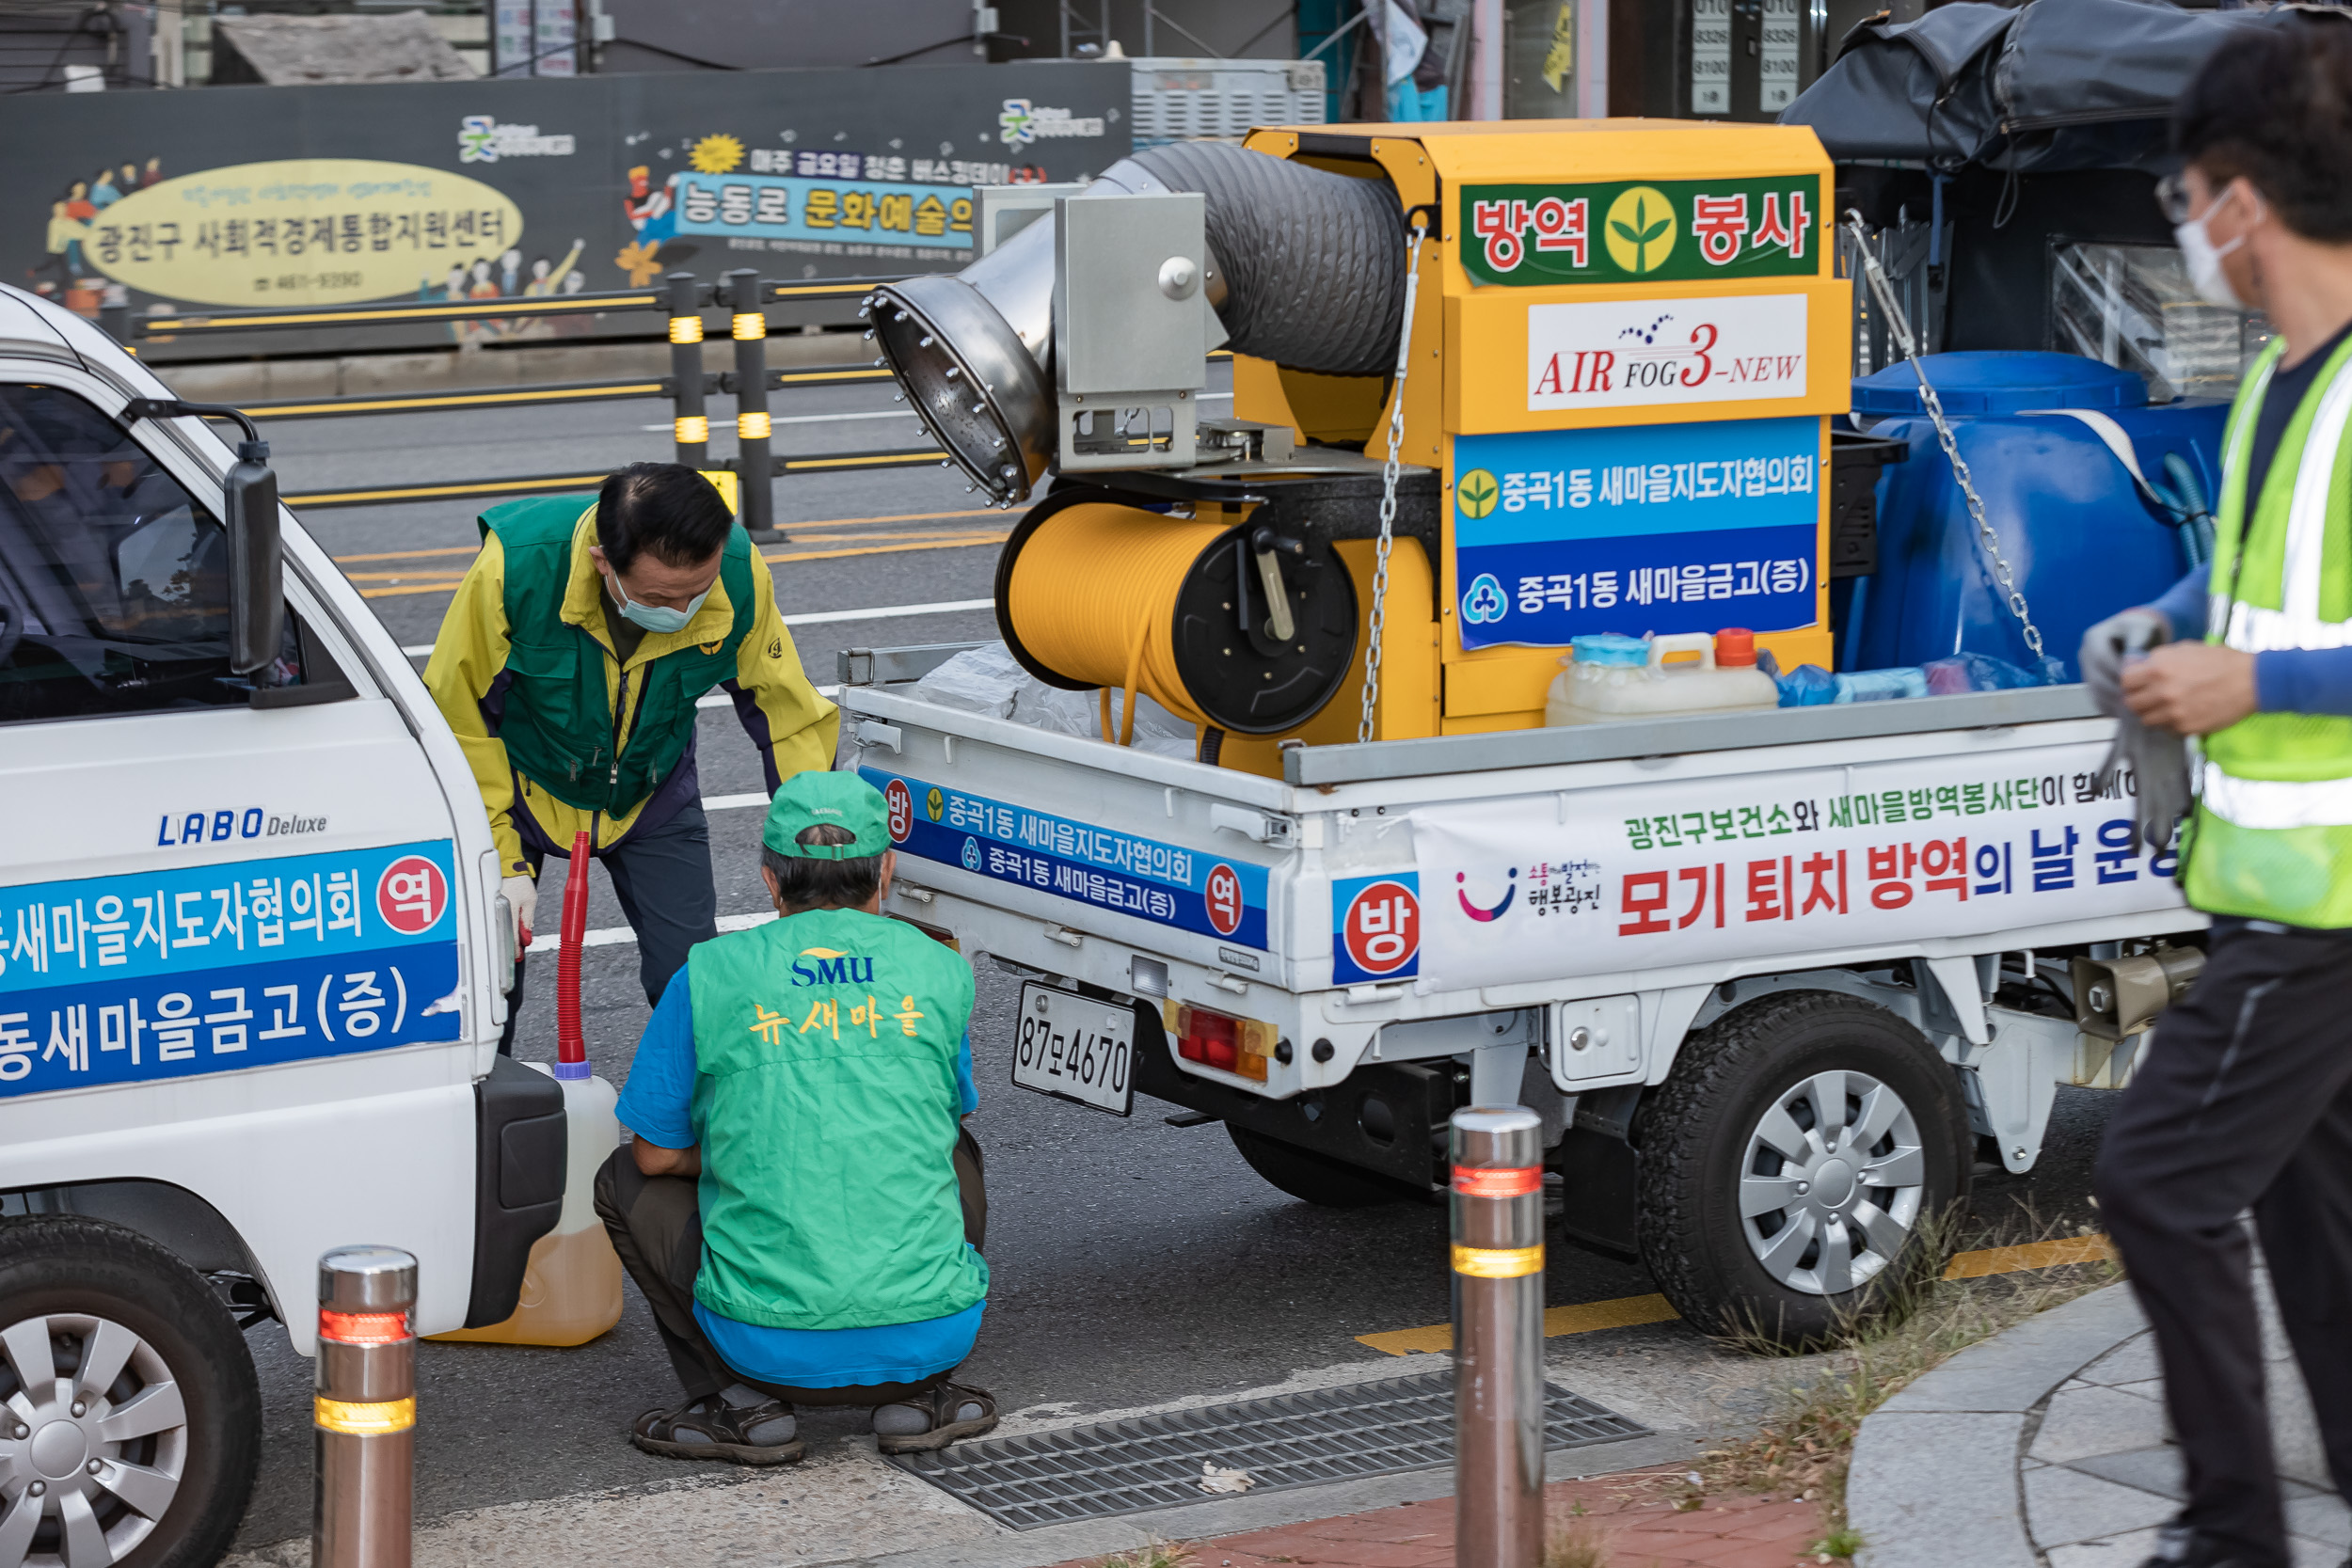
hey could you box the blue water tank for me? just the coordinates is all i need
[1843,352,2227,680]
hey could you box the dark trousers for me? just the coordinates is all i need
[500,801,719,1054]
[2092,920,2352,1567]
[592,1130,989,1405]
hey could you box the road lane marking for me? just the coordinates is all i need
[335,508,1002,567]
[656,393,1227,429]
[759,533,1006,565]
[1941,1234,2114,1277]
[693,684,838,709]
[1354,1237,2116,1354]
[532,908,776,955]
[644,411,917,430]
[1357,1295,1679,1355]
[364,531,1006,598]
[399,597,992,656]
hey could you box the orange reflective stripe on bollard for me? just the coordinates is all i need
[1452,1164,1541,1199]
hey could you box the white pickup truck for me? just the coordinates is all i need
[0,283,565,1566]
[843,641,2203,1344]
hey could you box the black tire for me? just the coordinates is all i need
[1227,1125,1421,1209]
[1633,990,1971,1349]
[0,1215,262,1568]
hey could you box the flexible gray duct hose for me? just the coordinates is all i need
[1128,140,1406,378]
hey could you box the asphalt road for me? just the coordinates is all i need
[227,366,2121,1548]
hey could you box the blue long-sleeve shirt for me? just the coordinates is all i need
[2149,561,2352,716]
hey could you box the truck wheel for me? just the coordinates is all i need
[0,1216,261,1568]
[1633,991,1969,1348]
[1227,1126,1420,1209]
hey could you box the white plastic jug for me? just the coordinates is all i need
[1545,630,1781,726]
[430,1065,626,1348]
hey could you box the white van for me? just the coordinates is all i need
[0,282,560,1566]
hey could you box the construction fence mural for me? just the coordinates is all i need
[4,59,1127,356]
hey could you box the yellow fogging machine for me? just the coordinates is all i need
[865,124,1851,773]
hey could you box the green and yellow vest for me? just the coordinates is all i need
[480,495,755,816]
[2185,333,2352,927]
[685,907,985,1332]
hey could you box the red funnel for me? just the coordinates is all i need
[554,831,591,1080]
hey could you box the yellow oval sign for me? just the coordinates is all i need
[83,159,525,309]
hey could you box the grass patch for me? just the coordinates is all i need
[1544,1512,1611,1568]
[1093,1541,1196,1568]
[1695,1210,2121,1563]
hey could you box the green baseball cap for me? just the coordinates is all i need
[762,770,894,860]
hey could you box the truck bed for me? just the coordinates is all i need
[844,650,2195,1092]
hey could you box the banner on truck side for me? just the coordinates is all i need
[1409,741,2190,992]
[864,768,1270,952]
[0,840,464,1098]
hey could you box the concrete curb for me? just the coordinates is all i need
[1851,1282,2148,1568]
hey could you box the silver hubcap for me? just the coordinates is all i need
[1738,1069,1928,1296]
[0,1314,187,1567]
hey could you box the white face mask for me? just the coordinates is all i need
[2175,182,2254,311]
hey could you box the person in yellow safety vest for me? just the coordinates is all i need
[2077,19,2352,1568]
[424,463,838,1051]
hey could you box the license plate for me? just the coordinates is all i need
[1011,982,1135,1117]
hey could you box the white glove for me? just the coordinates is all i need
[2078,607,2169,717]
[501,875,538,954]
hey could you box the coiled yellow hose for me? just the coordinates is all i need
[1002,502,1236,741]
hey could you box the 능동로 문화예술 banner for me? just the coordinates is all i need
[4,61,1126,357]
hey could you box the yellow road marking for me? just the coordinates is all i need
[334,545,494,563]
[175,295,658,330]
[288,474,611,507]
[356,530,1009,597]
[328,508,1003,566]
[762,533,1008,566]
[1356,1237,2112,1354]
[775,367,892,385]
[1941,1234,2113,1278]
[778,451,944,472]
[342,529,999,583]
[358,580,471,598]
[252,383,667,419]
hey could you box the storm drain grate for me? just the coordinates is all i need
[888,1370,1649,1529]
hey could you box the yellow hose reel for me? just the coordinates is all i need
[994,489,1362,742]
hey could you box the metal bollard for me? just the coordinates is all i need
[723,267,782,544]
[314,1246,417,1568]
[1451,1106,1546,1568]
[97,289,130,348]
[667,270,708,467]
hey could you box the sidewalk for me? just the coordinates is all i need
[1044,1469,1834,1568]
[1849,1281,2350,1568]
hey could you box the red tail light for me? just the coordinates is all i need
[1164,1002,1280,1083]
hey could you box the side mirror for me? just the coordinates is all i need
[222,439,281,675]
[124,398,283,678]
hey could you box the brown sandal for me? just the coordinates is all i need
[874,1381,999,1454]
[631,1393,805,1465]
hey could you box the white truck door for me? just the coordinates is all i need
[0,366,478,1335]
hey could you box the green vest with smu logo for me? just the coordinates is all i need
[686,906,985,1332]
[481,495,755,816]
[2185,333,2352,927]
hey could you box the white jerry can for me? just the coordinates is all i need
[434,1065,627,1347]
